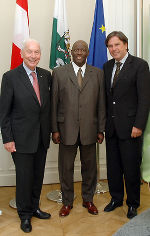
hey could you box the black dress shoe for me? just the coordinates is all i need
[33,209,51,219]
[127,206,137,219]
[104,200,123,212]
[20,219,32,233]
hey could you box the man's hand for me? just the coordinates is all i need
[97,132,104,144]
[52,132,60,144]
[131,127,142,138]
[4,141,16,152]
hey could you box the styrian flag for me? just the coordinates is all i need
[11,0,29,69]
[49,0,71,69]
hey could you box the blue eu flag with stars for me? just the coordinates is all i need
[87,0,107,69]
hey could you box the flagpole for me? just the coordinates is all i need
[95,142,108,194]
[46,0,74,203]
[9,0,30,209]
[87,0,109,194]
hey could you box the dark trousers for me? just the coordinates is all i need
[106,131,142,208]
[58,139,97,206]
[12,139,47,220]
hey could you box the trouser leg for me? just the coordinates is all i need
[31,142,47,211]
[80,143,97,202]
[58,143,77,206]
[12,152,34,220]
[106,133,124,203]
[12,140,47,219]
[119,137,142,208]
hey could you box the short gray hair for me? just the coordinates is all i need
[21,38,41,51]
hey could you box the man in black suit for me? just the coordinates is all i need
[0,39,52,232]
[103,31,150,219]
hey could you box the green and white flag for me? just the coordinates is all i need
[49,0,71,69]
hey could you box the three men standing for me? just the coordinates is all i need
[1,32,149,234]
[0,39,52,232]
[51,40,106,217]
[103,31,150,219]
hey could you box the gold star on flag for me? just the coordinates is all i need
[99,25,106,33]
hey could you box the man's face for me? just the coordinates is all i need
[107,36,127,61]
[71,41,89,67]
[21,41,41,70]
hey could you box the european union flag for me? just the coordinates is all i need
[87,0,107,69]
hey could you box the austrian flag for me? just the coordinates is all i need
[11,0,29,69]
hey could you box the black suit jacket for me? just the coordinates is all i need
[103,54,150,139]
[0,64,52,153]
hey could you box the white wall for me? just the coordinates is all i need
[0,0,136,186]
[0,0,136,79]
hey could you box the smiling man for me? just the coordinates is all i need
[0,39,52,232]
[51,40,106,217]
[103,31,150,219]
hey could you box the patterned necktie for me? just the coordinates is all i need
[77,68,82,88]
[112,62,122,88]
[31,72,41,105]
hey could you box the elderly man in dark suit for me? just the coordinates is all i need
[51,40,106,217]
[0,39,52,232]
[103,31,150,219]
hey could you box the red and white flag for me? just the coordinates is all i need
[11,0,29,69]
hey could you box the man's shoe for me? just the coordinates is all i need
[59,205,73,217]
[33,209,51,219]
[127,206,137,219]
[20,219,32,233]
[83,202,98,215]
[104,200,123,212]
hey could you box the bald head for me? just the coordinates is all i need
[72,40,89,51]
[71,40,89,67]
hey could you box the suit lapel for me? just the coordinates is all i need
[67,64,80,90]
[81,64,92,91]
[37,68,44,106]
[18,65,40,107]
[67,63,95,92]
[106,60,115,92]
[113,54,133,87]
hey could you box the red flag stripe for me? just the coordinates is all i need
[16,0,28,12]
[11,43,23,70]
[11,0,29,69]
[16,0,29,25]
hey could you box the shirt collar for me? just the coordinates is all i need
[23,62,37,76]
[72,62,86,76]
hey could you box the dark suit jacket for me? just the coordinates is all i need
[51,63,106,145]
[0,64,52,153]
[103,54,150,139]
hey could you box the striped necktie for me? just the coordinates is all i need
[112,62,122,88]
[77,68,82,88]
[31,72,41,105]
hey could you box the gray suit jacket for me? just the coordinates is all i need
[51,63,106,145]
